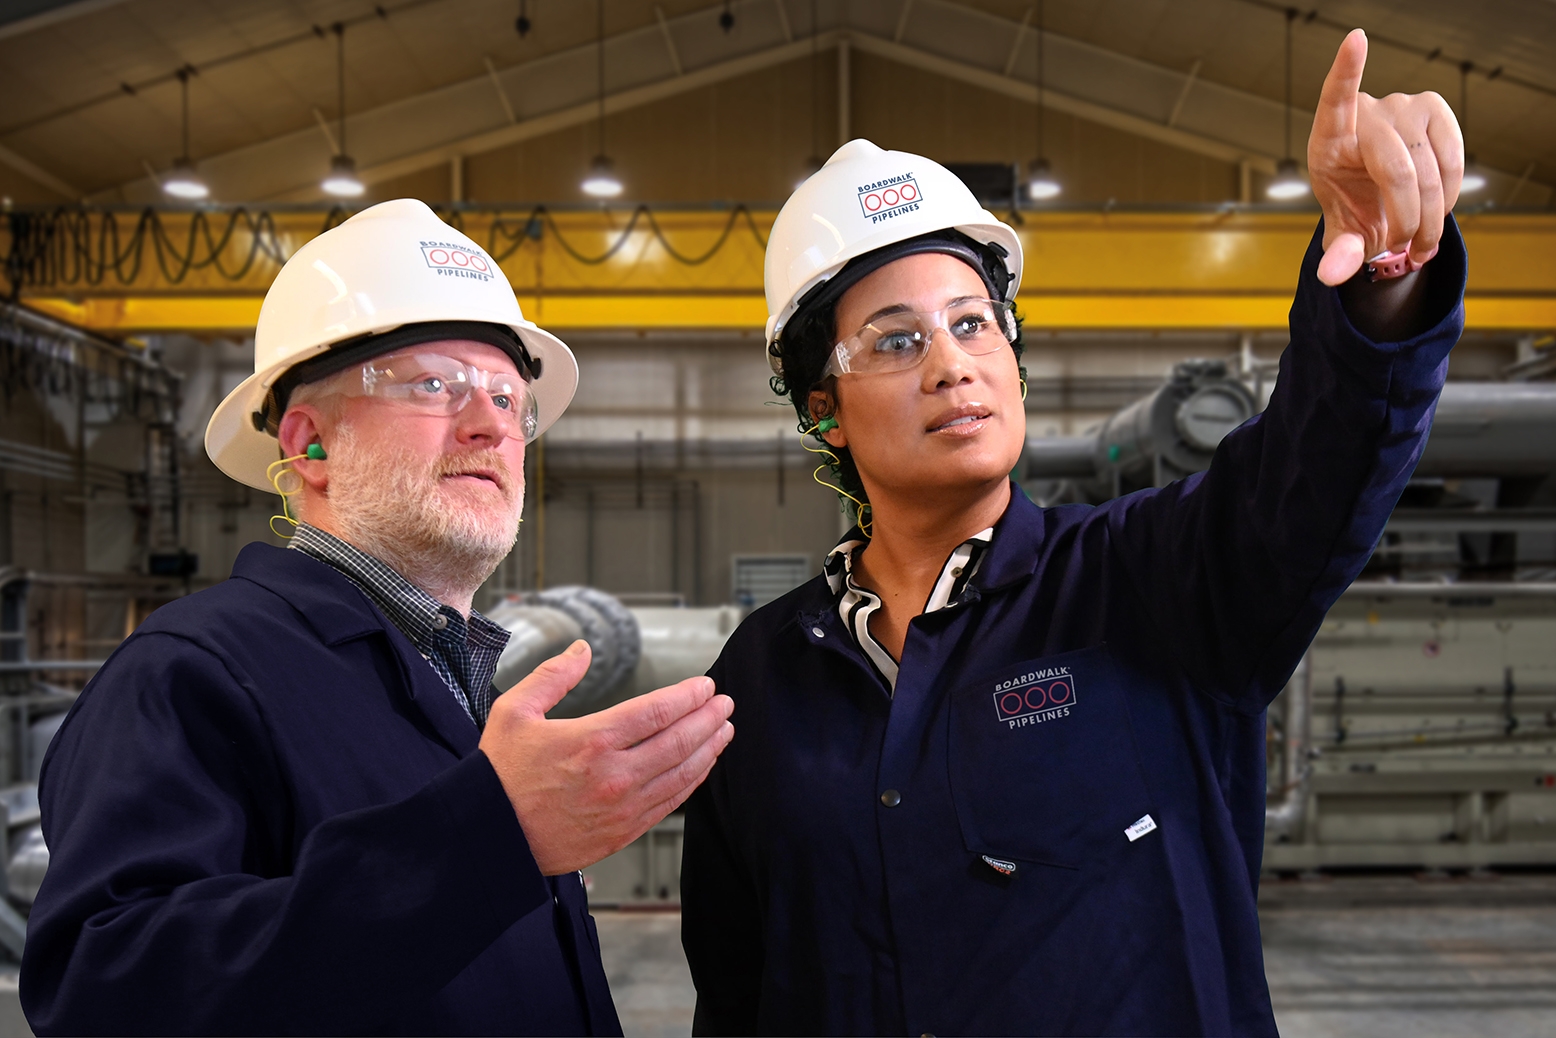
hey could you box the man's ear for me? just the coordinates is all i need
[276,408,329,492]
[807,390,846,448]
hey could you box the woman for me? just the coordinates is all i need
[683,33,1466,1036]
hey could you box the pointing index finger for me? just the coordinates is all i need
[1312,29,1368,144]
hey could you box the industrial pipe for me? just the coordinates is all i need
[1027,377,1556,490]
[487,586,642,717]
[1025,360,1258,497]
[1415,382,1556,477]
[1265,651,1313,838]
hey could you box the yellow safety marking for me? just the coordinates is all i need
[12,210,1554,333]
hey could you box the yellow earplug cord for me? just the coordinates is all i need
[800,417,873,538]
[265,443,326,538]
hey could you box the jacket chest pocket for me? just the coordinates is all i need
[946,645,1155,870]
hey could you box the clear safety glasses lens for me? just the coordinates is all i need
[824,298,1016,377]
[358,352,540,442]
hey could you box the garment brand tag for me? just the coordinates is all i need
[981,855,1017,876]
[1125,814,1158,842]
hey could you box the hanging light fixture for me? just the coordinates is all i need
[1026,0,1061,201]
[581,0,623,198]
[1458,61,1487,193]
[796,0,823,189]
[321,23,365,198]
[1267,8,1310,201]
[162,67,208,200]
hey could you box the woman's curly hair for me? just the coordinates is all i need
[768,284,1025,529]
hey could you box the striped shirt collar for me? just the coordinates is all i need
[823,526,995,692]
[288,523,510,725]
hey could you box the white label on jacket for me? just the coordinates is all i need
[1125,814,1158,842]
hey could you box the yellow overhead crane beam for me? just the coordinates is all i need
[9,208,1554,334]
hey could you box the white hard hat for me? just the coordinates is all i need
[205,198,577,491]
[764,139,1023,374]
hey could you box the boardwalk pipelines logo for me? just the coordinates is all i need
[991,666,1078,728]
[419,240,494,282]
[856,174,922,224]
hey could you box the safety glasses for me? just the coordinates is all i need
[346,351,540,441]
[822,297,1016,377]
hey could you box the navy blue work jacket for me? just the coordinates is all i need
[681,221,1468,1037]
[21,545,621,1036]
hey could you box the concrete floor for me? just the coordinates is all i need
[1259,874,1556,1038]
[0,877,1550,1036]
[596,909,698,1038]
[598,875,1556,1038]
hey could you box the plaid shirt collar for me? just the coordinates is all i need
[822,525,995,692]
[288,523,510,726]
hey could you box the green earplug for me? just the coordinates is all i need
[306,443,328,461]
[817,416,838,434]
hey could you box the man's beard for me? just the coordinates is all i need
[324,425,524,592]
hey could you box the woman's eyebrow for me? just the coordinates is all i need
[862,295,985,325]
[861,303,913,325]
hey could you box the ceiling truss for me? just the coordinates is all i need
[2,0,1547,206]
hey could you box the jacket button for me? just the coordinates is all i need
[811,626,826,638]
[880,789,901,808]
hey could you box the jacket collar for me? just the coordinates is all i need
[813,480,1046,605]
[230,542,480,756]
[970,481,1048,593]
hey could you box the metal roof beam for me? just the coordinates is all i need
[0,143,80,200]
[86,0,1545,206]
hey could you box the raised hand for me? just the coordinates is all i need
[479,640,735,875]
[1308,29,1464,286]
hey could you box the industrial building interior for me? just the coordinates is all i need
[1,0,1554,1034]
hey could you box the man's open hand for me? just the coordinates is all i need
[1308,28,1464,286]
[479,640,734,875]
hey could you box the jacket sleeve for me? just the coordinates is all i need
[680,656,765,1037]
[20,631,552,1036]
[1103,217,1467,714]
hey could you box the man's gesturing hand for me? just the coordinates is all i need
[479,640,734,876]
[1309,28,1464,286]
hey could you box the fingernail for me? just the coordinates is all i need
[567,640,588,657]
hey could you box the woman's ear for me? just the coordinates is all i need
[276,408,329,492]
[807,389,846,448]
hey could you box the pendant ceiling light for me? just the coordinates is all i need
[1026,0,1060,201]
[581,0,623,198]
[1267,9,1310,201]
[321,23,365,198]
[1458,62,1487,193]
[161,67,209,200]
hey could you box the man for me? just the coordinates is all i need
[21,199,734,1035]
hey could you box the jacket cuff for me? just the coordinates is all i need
[427,750,551,918]
[1295,215,1468,387]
